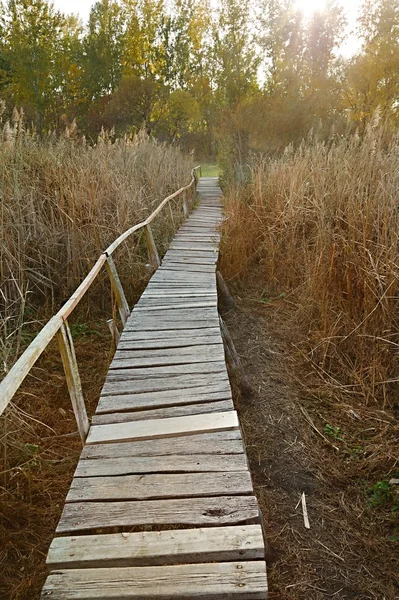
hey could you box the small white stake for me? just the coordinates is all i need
[301,492,310,529]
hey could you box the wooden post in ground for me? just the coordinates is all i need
[182,190,188,218]
[104,256,130,326]
[219,315,251,394]
[168,202,175,230]
[145,224,161,268]
[217,271,236,310]
[57,320,89,443]
[107,318,121,351]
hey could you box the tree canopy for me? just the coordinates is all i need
[1,0,398,152]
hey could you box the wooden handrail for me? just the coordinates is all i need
[0,166,201,422]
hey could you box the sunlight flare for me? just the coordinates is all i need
[295,0,328,18]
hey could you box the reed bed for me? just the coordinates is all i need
[220,121,399,409]
[0,111,192,373]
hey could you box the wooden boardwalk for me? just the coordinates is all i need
[41,177,268,599]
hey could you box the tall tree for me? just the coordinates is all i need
[3,0,72,131]
[83,0,126,100]
[213,0,259,106]
[345,0,399,127]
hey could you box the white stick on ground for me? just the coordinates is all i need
[301,492,310,529]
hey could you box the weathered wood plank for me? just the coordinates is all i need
[107,362,226,379]
[67,471,252,502]
[116,336,222,350]
[110,346,224,373]
[96,385,232,412]
[141,290,217,298]
[92,399,233,425]
[124,319,220,331]
[133,302,216,311]
[101,374,230,396]
[56,495,261,533]
[126,313,219,325]
[158,265,217,274]
[81,431,243,460]
[74,451,246,477]
[119,327,220,340]
[110,347,226,369]
[86,411,238,445]
[46,525,264,570]
[163,256,217,264]
[118,334,221,348]
[42,561,268,599]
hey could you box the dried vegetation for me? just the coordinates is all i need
[0,116,193,600]
[220,122,399,598]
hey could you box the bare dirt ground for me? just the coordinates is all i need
[223,290,399,600]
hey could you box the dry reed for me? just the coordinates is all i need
[220,120,399,409]
[0,109,192,373]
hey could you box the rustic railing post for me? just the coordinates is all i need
[107,318,121,350]
[145,224,161,268]
[104,255,130,326]
[168,202,175,229]
[57,320,89,443]
[182,190,188,218]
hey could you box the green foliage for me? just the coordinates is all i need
[324,423,344,441]
[69,323,102,339]
[0,0,398,153]
[369,479,398,510]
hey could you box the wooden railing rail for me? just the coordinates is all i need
[0,166,201,439]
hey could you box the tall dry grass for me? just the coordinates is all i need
[0,109,192,373]
[220,120,399,409]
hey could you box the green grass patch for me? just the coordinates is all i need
[197,163,221,177]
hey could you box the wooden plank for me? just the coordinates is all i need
[67,471,252,502]
[56,495,261,533]
[74,451,246,477]
[46,524,264,570]
[126,313,219,325]
[119,327,220,340]
[141,290,218,298]
[132,302,217,311]
[159,264,217,273]
[96,385,232,413]
[113,343,225,362]
[42,561,267,599]
[86,411,239,445]
[108,361,226,378]
[144,283,217,291]
[81,431,244,460]
[165,246,219,252]
[109,354,225,369]
[101,374,230,396]
[116,336,222,350]
[163,255,217,263]
[136,295,217,306]
[124,319,220,330]
[109,354,226,376]
[91,399,234,425]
